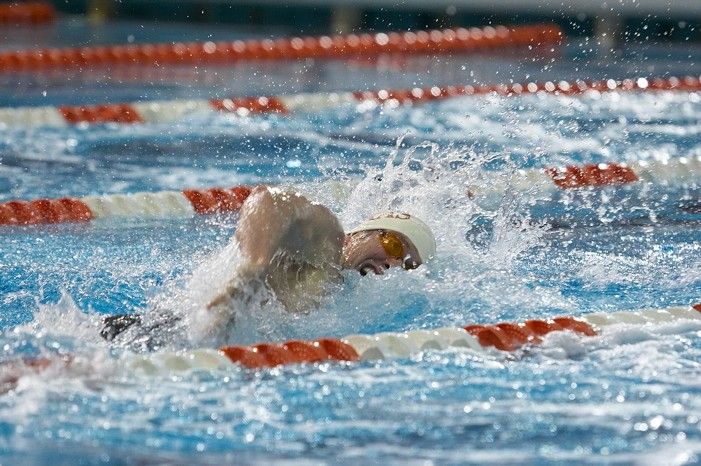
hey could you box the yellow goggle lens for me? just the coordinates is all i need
[378,231,405,261]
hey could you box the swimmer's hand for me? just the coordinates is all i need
[205,281,245,311]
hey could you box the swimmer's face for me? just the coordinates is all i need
[341,230,421,276]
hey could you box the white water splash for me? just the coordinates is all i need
[13,291,104,344]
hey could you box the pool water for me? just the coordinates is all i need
[1,19,701,464]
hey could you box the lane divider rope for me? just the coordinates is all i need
[0,304,698,385]
[0,24,561,72]
[0,76,699,128]
[1,157,699,227]
[466,157,701,202]
[0,2,54,25]
[121,303,701,373]
[0,186,251,226]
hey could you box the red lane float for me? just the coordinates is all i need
[220,338,359,369]
[0,2,55,25]
[182,186,252,214]
[1,76,699,129]
[58,104,144,125]
[546,163,639,189]
[465,316,596,352]
[0,198,93,225]
[0,24,561,72]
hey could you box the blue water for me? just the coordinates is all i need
[1,19,701,464]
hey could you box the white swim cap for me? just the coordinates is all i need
[349,212,436,263]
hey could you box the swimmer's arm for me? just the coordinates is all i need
[207,186,305,309]
[206,186,344,309]
[235,186,344,269]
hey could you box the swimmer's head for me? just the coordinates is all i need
[342,212,436,275]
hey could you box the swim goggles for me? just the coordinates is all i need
[378,230,418,269]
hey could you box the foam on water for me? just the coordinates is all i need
[575,247,701,289]
[14,291,104,344]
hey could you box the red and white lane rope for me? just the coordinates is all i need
[1,156,699,227]
[2,303,698,386]
[0,2,54,25]
[1,76,699,128]
[467,156,701,203]
[118,303,701,373]
[0,24,560,72]
[0,185,253,226]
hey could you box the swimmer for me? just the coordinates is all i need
[101,186,435,347]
